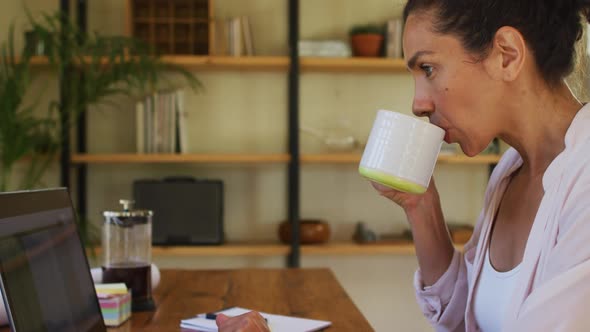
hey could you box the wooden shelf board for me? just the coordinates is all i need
[301,242,416,255]
[71,153,500,165]
[301,153,362,164]
[133,18,208,24]
[161,55,289,70]
[437,154,501,164]
[71,153,291,164]
[164,56,409,72]
[300,57,407,73]
[152,244,290,256]
[159,242,465,256]
[163,56,405,72]
[27,56,410,72]
[301,153,501,164]
[91,241,465,257]
[154,242,420,256]
[25,56,288,71]
[29,56,50,66]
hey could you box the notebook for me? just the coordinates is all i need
[180,307,332,332]
[0,188,106,332]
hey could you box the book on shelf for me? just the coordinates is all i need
[135,90,187,154]
[385,18,403,58]
[212,19,228,56]
[240,16,254,56]
[298,40,351,57]
[230,17,243,56]
[135,101,145,153]
[212,16,255,56]
[176,90,189,154]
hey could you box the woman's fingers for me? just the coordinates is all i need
[216,313,230,325]
[216,311,270,332]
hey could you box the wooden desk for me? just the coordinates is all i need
[109,268,373,331]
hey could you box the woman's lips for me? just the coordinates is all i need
[430,121,450,142]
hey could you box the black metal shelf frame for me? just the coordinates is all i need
[59,0,88,221]
[287,0,301,268]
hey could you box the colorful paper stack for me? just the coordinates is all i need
[95,283,132,326]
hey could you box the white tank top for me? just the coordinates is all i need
[473,248,522,332]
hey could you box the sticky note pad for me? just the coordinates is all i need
[95,283,128,295]
[97,290,132,327]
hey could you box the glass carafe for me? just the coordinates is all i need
[102,199,155,311]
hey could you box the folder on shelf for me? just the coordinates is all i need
[180,307,331,332]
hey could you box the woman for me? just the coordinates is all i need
[220,0,590,331]
[372,0,590,331]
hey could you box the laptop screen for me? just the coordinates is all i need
[0,189,105,332]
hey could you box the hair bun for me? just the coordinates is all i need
[578,0,590,22]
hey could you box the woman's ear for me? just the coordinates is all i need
[484,26,527,82]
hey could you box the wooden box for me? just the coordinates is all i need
[127,0,213,55]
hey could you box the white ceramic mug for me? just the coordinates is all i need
[359,110,444,194]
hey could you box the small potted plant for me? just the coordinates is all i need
[349,23,385,57]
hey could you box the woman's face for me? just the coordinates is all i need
[403,11,502,156]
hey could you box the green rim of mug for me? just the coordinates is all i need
[359,166,427,194]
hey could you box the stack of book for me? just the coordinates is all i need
[95,283,132,327]
[135,89,189,154]
[298,40,351,57]
[385,18,403,58]
[212,16,254,56]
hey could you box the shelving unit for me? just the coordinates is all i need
[61,0,497,267]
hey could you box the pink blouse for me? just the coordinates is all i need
[414,103,590,331]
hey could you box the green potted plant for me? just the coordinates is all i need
[0,23,60,192]
[0,11,201,244]
[26,11,201,129]
[349,23,385,57]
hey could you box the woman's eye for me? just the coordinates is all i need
[420,64,434,77]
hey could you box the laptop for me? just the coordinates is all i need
[0,188,106,332]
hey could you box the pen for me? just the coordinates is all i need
[203,312,268,323]
[204,313,220,320]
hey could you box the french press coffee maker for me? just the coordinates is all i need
[102,199,155,311]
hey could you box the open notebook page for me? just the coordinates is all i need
[180,307,332,332]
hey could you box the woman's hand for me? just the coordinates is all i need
[216,311,270,332]
[370,178,441,220]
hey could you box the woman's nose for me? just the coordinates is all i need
[412,90,434,118]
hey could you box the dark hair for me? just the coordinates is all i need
[403,0,590,85]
